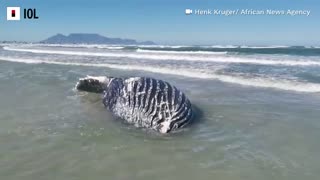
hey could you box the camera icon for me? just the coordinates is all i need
[185,9,192,15]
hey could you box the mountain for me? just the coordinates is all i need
[40,33,156,45]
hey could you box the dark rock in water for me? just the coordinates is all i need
[40,33,156,45]
[76,76,193,133]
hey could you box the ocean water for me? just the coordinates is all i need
[0,44,320,180]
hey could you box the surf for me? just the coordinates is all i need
[3,46,320,66]
[136,49,228,55]
[1,56,320,93]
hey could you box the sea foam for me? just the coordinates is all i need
[1,56,320,93]
[4,47,320,66]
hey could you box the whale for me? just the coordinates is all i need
[75,76,193,133]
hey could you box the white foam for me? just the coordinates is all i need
[1,56,320,93]
[240,45,290,49]
[207,45,239,48]
[4,46,320,66]
[137,45,189,48]
[96,46,124,50]
[136,49,227,55]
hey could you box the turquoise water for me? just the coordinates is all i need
[0,44,320,180]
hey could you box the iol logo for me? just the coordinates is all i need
[7,7,20,20]
[7,7,39,21]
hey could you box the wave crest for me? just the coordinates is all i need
[1,56,320,93]
[4,47,320,66]
[136,49,228,55]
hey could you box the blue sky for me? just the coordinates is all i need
[1,0,319,45]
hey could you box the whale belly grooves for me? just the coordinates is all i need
[104,77,193,133]
[76,76,193,133]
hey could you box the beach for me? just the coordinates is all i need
[0,44,320,180]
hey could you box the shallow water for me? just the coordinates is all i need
[1,45,320,180]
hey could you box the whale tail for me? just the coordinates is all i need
[75,75,111,93]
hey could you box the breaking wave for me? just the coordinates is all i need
[136,49,228,55]
[1,56,320,93]
[3,47,320,66]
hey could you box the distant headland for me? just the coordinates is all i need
[39,33,156,45]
